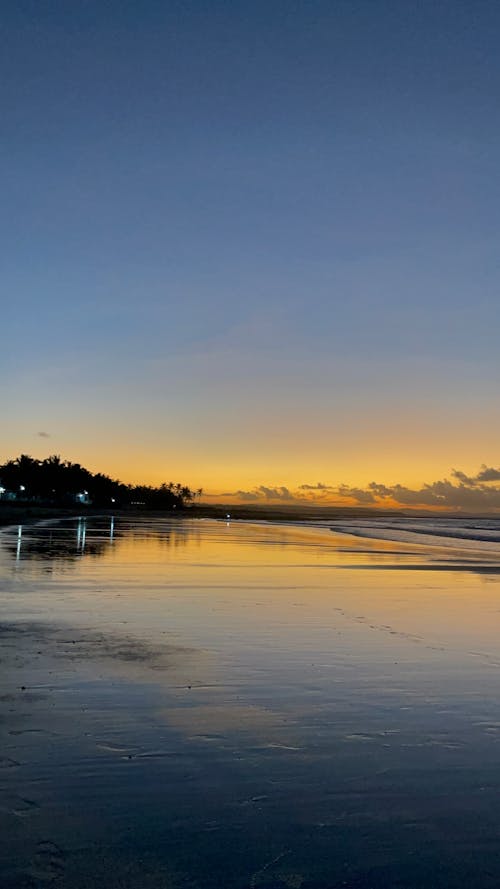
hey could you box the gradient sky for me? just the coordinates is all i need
[3,1,500,507]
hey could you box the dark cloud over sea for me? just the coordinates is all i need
[208,465,500,511]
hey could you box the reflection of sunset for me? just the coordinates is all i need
[5,516,500,887]
[5,517,500,672]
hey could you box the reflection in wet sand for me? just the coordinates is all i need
[3,518,500,886]
[2,515,201,572]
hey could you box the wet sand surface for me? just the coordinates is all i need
[3,517,500,887]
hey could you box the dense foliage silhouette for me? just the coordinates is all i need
[0,454,201,509]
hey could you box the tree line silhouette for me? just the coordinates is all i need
[0,454,202,509]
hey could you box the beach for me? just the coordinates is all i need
[3,516,500,887]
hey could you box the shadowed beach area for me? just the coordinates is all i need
[3,516,500,887]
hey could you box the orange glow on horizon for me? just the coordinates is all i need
[3,430,500,512]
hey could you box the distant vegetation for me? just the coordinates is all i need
[0,454,202,510]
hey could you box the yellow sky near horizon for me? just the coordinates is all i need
[1,435,499,508]
[3,391,500,509]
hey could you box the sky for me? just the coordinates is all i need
[2,0,500,509]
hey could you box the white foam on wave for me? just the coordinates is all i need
[329,517,500,554]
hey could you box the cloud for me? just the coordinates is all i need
[337,484,376,504]
[451,469,475,486]
[255,485,294,501]
[37,431,50,438]
[206,485,310,504]
[204,487,294,502]
[233,490,261,502]
[209,465,500,511]
[359,471,500,510]
[475,465,500,483]
[451,465,500,486]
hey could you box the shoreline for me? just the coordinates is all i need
[0,504,117,530]
[1,500,482,528]
[4,505,500,563]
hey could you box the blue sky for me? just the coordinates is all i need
[2,1,500,504]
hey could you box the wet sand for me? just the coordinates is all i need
[3,517,500,887]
